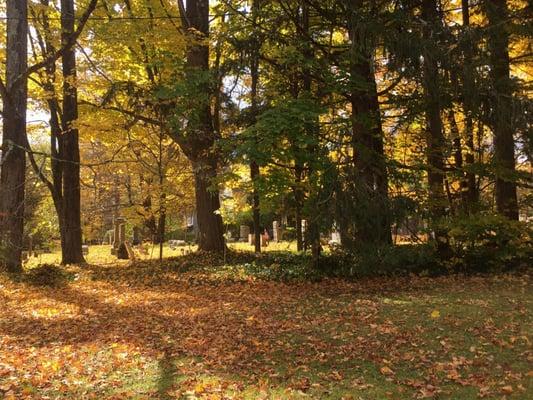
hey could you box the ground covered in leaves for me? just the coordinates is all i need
[0,256,531,399]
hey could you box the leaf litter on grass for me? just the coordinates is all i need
[0,265,531,399]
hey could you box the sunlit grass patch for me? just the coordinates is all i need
[0,268,531,399]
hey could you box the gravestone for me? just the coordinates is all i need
[132,226,141,245]
[329,231,341,247]
[249,233,268,246]
[117,243,129,259]
[82,245,89,255]
[112,217,128,258]
[119,223,126,245]
[240,225,250,242]
[124,241,136,261]
[113,217,125,249]
[273,221,282,242]
[169,239,186,250]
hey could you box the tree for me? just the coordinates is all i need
[483,0,519,220]
[171,0,225,252]
[59,0,85,263]
[420,0,449,252]
[346,0,392,247]
[0,0,28,272]
[460,0,479,211]
[25,0,97,264]
[249,0,262,253]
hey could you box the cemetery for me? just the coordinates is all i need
[1,0,531,398]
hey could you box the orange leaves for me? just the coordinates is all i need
[0,270,531,398]
[380,365,395,376]
[501,385,514,394]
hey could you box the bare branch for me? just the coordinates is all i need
[16,0,98,85]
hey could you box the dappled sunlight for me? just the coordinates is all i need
[1,268,531,399]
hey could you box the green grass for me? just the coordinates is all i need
[24,241,299,268]
[1,258,531,399]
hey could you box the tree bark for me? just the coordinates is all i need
[60,0,85,264]
[192,158,225,251]
[250,0,261,253]
[251,161,261,252]
[347,1,392,246]
[294,164,304,252]
[301,0,321,265]
[483,0,519,220]
[461,0,479,210]
[421,0,449,253]
[172,0,225,252]
[0,0,28,272]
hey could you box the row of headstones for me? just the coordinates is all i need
[239,221,341,245]
[239,220,307,244]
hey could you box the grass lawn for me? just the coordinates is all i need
[24,243,299,267]
[0,257,531,399]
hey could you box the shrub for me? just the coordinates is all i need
[444,213,532,272]
[321,244,440,277]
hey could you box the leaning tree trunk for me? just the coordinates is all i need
[172,0,225,252]
[60,0,85,264]
[0,0,28,272]
[484,0,519,220]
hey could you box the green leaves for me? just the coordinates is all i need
[240,98,323,167]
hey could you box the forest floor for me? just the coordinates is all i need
[0,258,531,399]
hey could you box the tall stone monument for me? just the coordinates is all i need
[273,221,282,242]
[301,219,307,243]
[112,217,126,255]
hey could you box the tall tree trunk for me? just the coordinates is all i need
[483,0,519,220]
[301,1,321,266]
[60,0,85,264]
[447,107,465,214]
[461,0,479,210]
[421,0,449,253]
[250,0,261,253]
[294,164,304,252]
[250,161,261,252]
[173,0,225,252]
[158,210,165,261]
[348,1,392,246]
[0,0,28,272]
[192,157,225,251]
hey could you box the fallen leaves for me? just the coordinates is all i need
[380,366,395,376]
[0,268,531,399]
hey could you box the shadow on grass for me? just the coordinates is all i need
[1,256,531,399]
[6,264,76,287]
[156,351,179,400]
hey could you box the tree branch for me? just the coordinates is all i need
[15,0,98,86]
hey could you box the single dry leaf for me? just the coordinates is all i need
[380,366,394,376]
